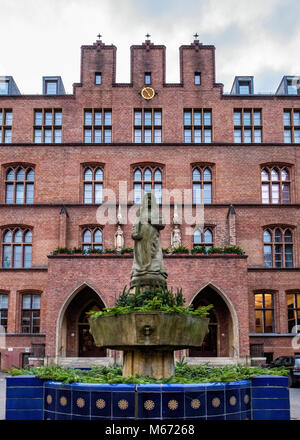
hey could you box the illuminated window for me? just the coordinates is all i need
[255,293,274,333]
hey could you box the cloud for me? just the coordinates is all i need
[0,0,299,93]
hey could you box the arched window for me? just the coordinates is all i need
[263,227,293,268]
[133,166,163,204]
[261,166,291,204]
[193,227,213,251]
[83,166,103,204]
[192,166,212,204]
[2,227,32,268]
[5,166,34,204]
[82,227,103,251]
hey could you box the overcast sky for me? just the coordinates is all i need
[1,0,300,94]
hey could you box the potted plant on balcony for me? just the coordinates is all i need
[121,248,134,255]
[104,248,117,255]
[51,247,73,256]
[223,246,244,255]
[86,247,103,255]
[71,247,84,255]
[191,245,206,255]
[207,246,224,255]
[171,246,189,255]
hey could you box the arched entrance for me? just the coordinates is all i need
[57,284,106,358]
[189,285,238,358]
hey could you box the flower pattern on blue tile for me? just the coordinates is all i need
[44,388,56,412]
[185,391,206,418]
[91,392,111,417]
[138,392,161,419]
[162,392,184,419]
[240,388,251,411]
[207,390,225,416]
[112,392,135,419]
[72,391,90,415]
[56,389,72,413]
[225,389,240,414]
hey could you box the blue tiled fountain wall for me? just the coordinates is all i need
[5,375,289,420]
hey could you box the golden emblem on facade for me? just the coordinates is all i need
[141,86,155,100]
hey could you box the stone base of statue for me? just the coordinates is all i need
[130,274,167,289]
[89,311,209,378]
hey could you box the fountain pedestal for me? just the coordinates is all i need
[123,349,175,377]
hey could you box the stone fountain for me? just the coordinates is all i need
[89,193,209,378]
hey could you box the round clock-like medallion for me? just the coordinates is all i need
[141,86,155,100]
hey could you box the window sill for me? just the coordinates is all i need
[0,266,47,271]
[248,266,300,271]
[249,333,298,337]
[5,333,46,336]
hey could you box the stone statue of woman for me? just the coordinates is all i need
[130,192,167,288]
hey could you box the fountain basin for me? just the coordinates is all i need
[89,311,209,350]
[89,311,209,378]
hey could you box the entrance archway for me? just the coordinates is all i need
[57,284,106,358]
[189,284,238,358]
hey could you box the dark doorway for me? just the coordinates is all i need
[22,353,30,368]
[190,309,218,357]
[78,303,106,357]
[62,286,107,358]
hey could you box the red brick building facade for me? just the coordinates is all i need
[0,36,299,370]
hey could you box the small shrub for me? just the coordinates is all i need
[7,364,289,384]
[172,246,189,254]
[87,247,103,254]
[104,248,117,254]
[223,246,244,255]
[191,246,206,254]
[72,247,83,254]
[121,248,133,254]
[207,247,224,254]
[51,247,72,255]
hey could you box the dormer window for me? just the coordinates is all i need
[95,73,102,85]
[43,76,65,96]
[144,72,151,85]
[194,72,201,85]
[238,80,251,95]
[45,80,58,95]
[0,80,9,95]
[287,79,299,95]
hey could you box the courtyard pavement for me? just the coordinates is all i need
[0,371,299,420]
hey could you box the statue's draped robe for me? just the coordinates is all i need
[131,193,167,286]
